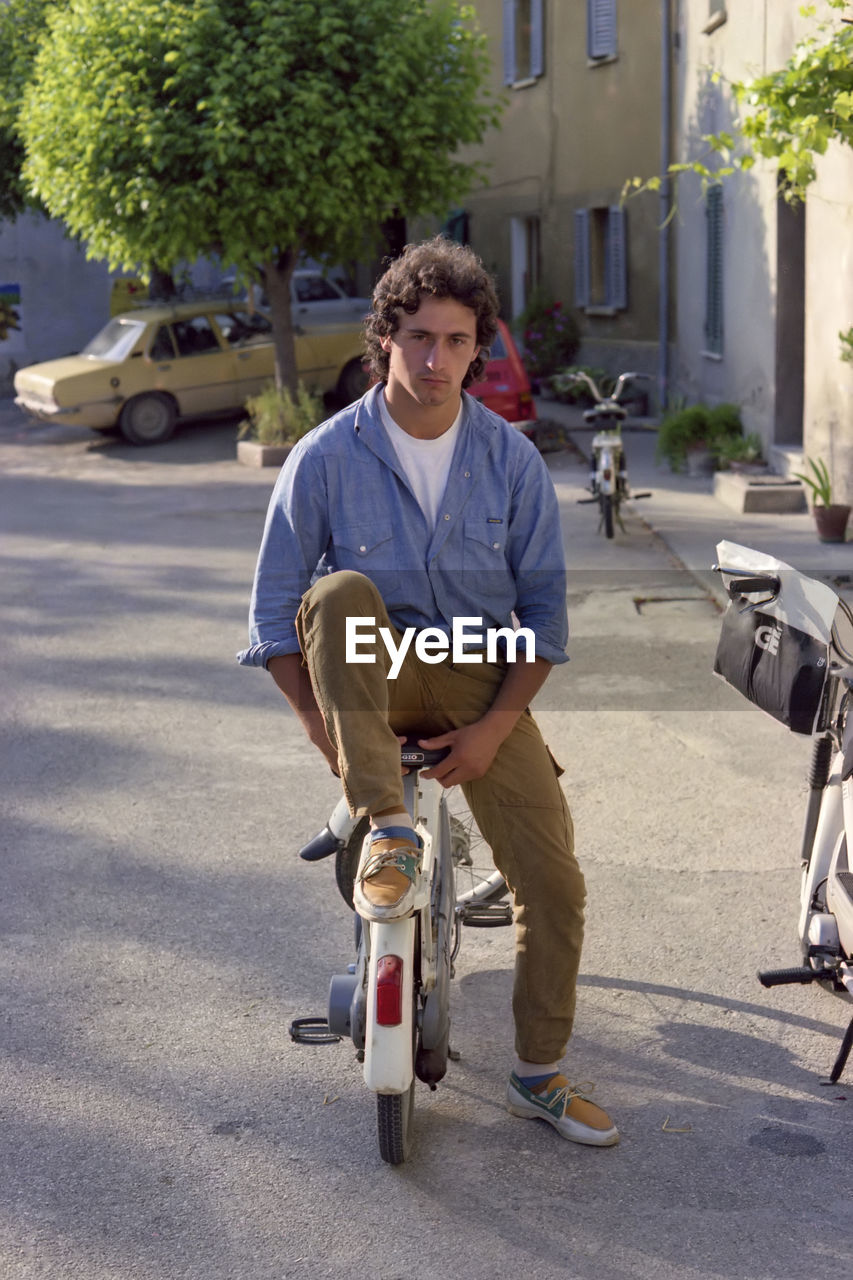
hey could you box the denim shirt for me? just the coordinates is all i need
[237,385,568,668]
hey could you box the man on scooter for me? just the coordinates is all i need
[238,237,618,1147]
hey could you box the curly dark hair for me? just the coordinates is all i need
[364,236,500,388]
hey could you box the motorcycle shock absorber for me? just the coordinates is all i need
[800,733,834,867]
[809,734,834,790]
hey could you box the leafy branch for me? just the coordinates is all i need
[623,1,853,206]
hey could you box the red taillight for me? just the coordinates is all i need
[519,391,534,414]
[375,955,404,1026]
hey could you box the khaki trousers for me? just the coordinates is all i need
[296,571,585,1064]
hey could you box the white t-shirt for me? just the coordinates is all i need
[379,392,462,532]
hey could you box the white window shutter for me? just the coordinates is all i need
[530,0,545,78]
[574,210,591,308]
[588,0,618,60]
[503,0,516,85]
[606,205,627,309]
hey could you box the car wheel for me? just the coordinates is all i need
[119,392,177,445]
[337,359,369,406]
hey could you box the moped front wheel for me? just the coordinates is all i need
[601,493,614,539]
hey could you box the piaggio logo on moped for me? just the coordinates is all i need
[755,624,782,655]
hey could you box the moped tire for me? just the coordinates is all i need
[601,494,614,539]
[376,992,417,1165]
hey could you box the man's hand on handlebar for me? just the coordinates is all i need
[417,721,505,788]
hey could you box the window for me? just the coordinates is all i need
[172,316,221,357]
[510,215,541,317]
[148,326,176,361]
[704,185,724,356]
[294,275,342,303]
[215,311,272,348]
[573,206,627,311]
[502,0,544,86]
[81,317,147,362]
[587,0,618,62]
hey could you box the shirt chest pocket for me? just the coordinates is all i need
[462,518,512,595]
[331,522,401,594]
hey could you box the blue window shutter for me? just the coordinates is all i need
[606,205,627,309]
[574,210,591,308]
[588,0,618,60]
[530,0,545,78]
[503,0,516,85]
[705,185,724,353]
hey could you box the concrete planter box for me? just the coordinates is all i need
[237,440,294,468]
[714,470,807,514]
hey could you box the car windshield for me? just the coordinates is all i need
[82,317,147,362]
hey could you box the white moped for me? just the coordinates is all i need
[293,739,509,1163]
[714,541,853,1082]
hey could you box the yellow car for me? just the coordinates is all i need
[14,298,368,445]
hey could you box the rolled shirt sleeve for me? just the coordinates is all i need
[506,449,569,666]
[236,444,329,668]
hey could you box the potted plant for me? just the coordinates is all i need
[714,430,766,473]
[793,456,851,542]
[237,381,322,467]
[655,401,744,476]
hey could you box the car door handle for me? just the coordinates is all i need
[237,352,251,360]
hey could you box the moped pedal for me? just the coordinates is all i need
[288,1016,342,1044]
[459,901,513,927]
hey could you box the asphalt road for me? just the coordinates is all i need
[1,407,851,1279]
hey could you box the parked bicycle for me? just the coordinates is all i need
[713,541,853,1082]
[566,370,652,538]
[293,737,510,1164]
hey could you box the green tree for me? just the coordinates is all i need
[727,0,853,196]
[0,0,54,221]
[20,0,500,389]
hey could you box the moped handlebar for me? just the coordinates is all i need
[564,369,650,405]
[717,572,782,600]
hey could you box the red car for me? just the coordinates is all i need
[467,318,537,438]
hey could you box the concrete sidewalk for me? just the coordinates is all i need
[536,397,853,607]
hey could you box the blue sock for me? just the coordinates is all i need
[518,1071,556,1090]
[370,825,419,846]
